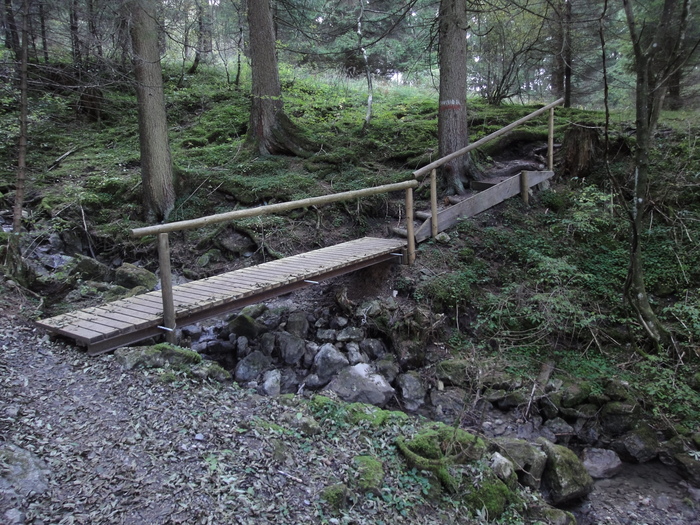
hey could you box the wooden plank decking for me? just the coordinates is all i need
[36,237,406,355]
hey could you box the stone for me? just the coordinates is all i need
[490,452,518,489]
[396,372,426,412]
[614,423,659,463]
[360,338,387,359]
[227,314,269,340]
[435,232,451,243]
[115,262,157,290]
[482,370,522,391]
[537,437,594,505]
[316,328,337,342]
[114,344,201,370]
[218,231,256,255]
[237,336,251,357]
[276,332,305,366]
[375,355,399,383]
[279,368,300,394]
[493,437,547,489]
[543,417,575,444]
[327,364,395,407]
[312,343,349,384]
[581,448,622,479]
[285,311,309,338]
[435,359,475,388]
[240,303,268,318]
[599,401,640,436]
[260,370,281,396]
[352,455,384,495]
[72,254,112,281]
[0,443,50,497]
[560,381,592,408]
[676,453,700,487]
[429,387,468,424]
[337,326,364,342]
[345,342,368,365]
[234,350,272,382]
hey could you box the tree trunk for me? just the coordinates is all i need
[70,0,82,68]
[665,68,682,110]
[187,1,212,75]
[127,0,176,222]
[38,1,48,62]
[246,0,312,157]
[4,0,19,59]
[12,0,28,234]
[437,0,472,195]
[621,0,691,351]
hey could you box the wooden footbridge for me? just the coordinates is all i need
[36,99,563,355]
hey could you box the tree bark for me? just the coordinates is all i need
[4,0,19,59]
[247,0,312,157]
[437,0,473,195]
[187,0,212,75]
[127,0,176,222]
[621,0,691,351]
[12,0,29,234]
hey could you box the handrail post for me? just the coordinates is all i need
[520,171,529,206]
[405,187,415,265]
[548,107,555,171]
[430,168,438,238]
[158,233,177,345]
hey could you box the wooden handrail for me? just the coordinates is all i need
[132,179,419,238]
[413,98,564,179]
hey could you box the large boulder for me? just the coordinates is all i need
[493,437,547,489]
[396,372,426,412]
[327,364,395,407]
[115,262,157,289]
[581,447,622,479]
[276,332,306,366]
[285,311,309,338]
[227,314,269,340]
[537,438,594,505]
[234,350,272,382]
[312,343,349,385]
[613,423,659,463]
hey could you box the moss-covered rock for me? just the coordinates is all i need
[352,455,385,495]
[435,359,475,388]
[493,437,547,489]
[114,343,202,370]
[396,422,488,493]
[463,473,513,519]
[537,437,594,505]
[560,380,592,408]
[114,262,157,290]
[321,483,349,511]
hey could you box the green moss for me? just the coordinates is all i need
[158,371,179,384]
[321,483,349,511]
[152,343,203,365]
[463,475,513,519]
[396,422,489,494]
[346,402,409,427]
[352,455,385,494]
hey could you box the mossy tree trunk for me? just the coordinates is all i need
[246,0,312,157]
[127,0,176,222]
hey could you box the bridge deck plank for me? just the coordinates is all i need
[36,237,405,354]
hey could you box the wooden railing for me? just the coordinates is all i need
[131,98,563,344]
[131,179,419,344]
[411,98,565,238]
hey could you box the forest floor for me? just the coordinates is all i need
[1,270,699,525]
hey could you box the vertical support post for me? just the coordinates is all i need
[405,187,415,265]
[430,168,438,238]
[158,232,177,344]
[520,171,529,206]
[548,107,555,171]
